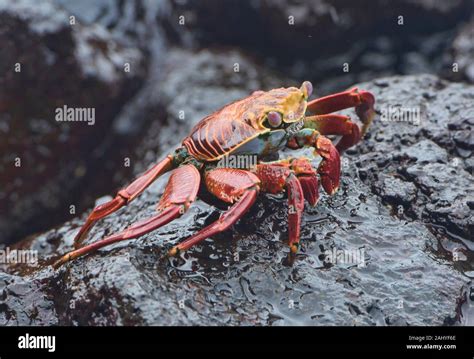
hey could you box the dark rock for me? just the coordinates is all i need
[159,0,473,95]
[0,73,471,326]
[395,139,449,164]
[52,0,167,47]
[404,163,472,238]
[350,74,473,240]
[0,0,147,243]
[0,272,58,326]
[161,0,472,56]
[451,17,474,82]
[376,174,418,205]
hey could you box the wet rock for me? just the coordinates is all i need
[395,139,449,164]
[350,74,473,241]
[375,174,418,205]
[1,73,472,326]
[0,272,58,325]
[404,163,472,238]
[0,0,146,243]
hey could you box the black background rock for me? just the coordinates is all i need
[160,0,474,93]
[0,1,147,244]
[450,17,474,83]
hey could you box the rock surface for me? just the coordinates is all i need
[1,74,472,326]
[352,75,473,241]
[0,0,146,243]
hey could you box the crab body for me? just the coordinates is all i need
[53,81,375,268]
[182,86,308,162]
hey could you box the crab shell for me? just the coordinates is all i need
[182,84,311,162]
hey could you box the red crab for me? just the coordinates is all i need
[53,81,375,268]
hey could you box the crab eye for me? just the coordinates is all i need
[267,111,282,127]
[301,81,313,98]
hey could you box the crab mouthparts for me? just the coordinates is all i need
[286,120,304,135]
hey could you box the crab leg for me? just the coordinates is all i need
[53,165,200,268]
[304,114,361,152]
[286,174,305,253]
[289,158,320,207]
[306,88,375,136]
[72,156,174,249]
[169,168,260,256]
[254,162,306,253]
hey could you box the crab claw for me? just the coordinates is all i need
[316,136,340,195]
[306,87,376,137]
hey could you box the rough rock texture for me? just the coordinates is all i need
[1,74,472,326]
[352,75,473,241]
[0,0,146,243]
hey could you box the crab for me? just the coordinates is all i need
[53,81,375,268]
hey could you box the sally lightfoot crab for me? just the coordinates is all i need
[53,81,375,268]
